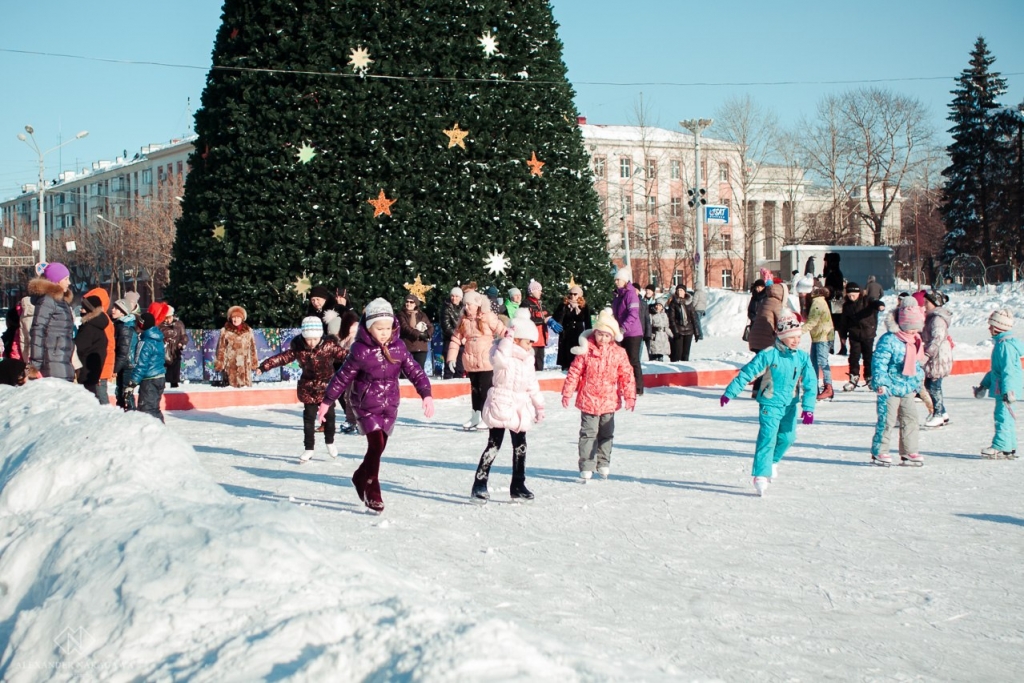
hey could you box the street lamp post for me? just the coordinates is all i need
[17,126,89,265]
[680,118,713,291]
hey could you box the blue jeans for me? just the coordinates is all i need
[811,341,832,386]
[924,377,944,416]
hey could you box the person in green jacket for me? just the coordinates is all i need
[803,286,836,401]
[974,309,1024,459]
[720,315,817,496]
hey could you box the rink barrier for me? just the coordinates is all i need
[157,357,996,411]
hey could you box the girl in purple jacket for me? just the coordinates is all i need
[318,299,434,512]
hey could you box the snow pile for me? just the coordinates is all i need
[701,289,749,338]
[0,381,618,682]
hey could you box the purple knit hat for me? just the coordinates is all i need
[42,262,70,283]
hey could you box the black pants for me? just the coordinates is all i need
[534,346,545,371]
[165,355,182,387]
[411,351,427,369]
[84,380,108,405]
[302,402,335,449]
[670,335,694,362]
[849,336,874,379]
[620,335,644,395]
[444,344,466,379]
[468,370,493,411]
[138,377,165,423]
[116,370,135,411]
[485,427,526,454]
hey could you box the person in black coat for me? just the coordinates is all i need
[110,298,139,410]
[668,286,702,362]
[441,287,465,379]
[747,279,767,323]
[75,294,111,404]
[823,252,846,354]
[553,285,592,371]
[839,282,885,388]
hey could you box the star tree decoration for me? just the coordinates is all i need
[484,250,510,276]
[296,142,317,164]
[368,189,397,218]
[290,271,312,297]
[443,123,469,149]
[212,223,226,241]
[403,274,435,303]
[478,31,499,57]
[348,46,373,74]
[526,152,545,177]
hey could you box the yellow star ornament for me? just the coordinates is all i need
[443,123,469,149]
[291,272,312,297]
[368,189,397,218]
[526,151,545,177]
[403,274,434,303]
[212,223,226,241]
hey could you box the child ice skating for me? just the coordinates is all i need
[869,298,926,467]
[973,309,1023,459]
[318,298,434,512]
[471,309,546,502]
[721,315,816,496]
[258,317,348,464]
[920,290,953,428]
[560,308,637,481]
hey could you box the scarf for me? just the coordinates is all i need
[895,330,925,376]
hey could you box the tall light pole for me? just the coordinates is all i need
[680,118,712,291]
[17,126,89,265]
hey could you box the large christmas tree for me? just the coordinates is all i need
[169,0,611,327]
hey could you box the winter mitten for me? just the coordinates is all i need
[422,396,435,418]
[801,411,814,425]
[446,361,456,374]
[316,402,331,424]
[973,385,987,399]
[1005,391,1017,404]
[415,321,427,332]
[719,395,730,407]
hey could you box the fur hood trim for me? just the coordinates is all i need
[28,277,73,303]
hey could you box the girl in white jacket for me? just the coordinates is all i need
[472,309,546,502]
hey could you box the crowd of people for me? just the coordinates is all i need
[3,257,1020,506]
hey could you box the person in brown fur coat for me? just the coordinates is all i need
[214,305,258,388]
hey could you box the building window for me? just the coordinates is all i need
[670,160,681,180]
[782,201,795,240]
[176,161,184,177]
[66,215,75,228]
[593,156,606,178]
[647,196,657,214]
[141,169,153,185]
[671,230,685,249]
[670,197,681,217]
[619,158,631,179]
[673,269,685,287]
[721,233,732,251]
[719,162,730,182]
[158,167,167,183]
[721,269,733,289]
[646,158,657,179]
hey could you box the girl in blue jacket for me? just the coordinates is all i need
[132,312,167,423]
[721,315,816,496]
[870,299,926,466]
[974,309,1023,459]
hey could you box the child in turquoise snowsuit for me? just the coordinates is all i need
[722,315,816,495]
[974,309,1023,458]
[870,299,926,466]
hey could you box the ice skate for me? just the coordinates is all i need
[298,450,314,464]
[871,453,892,467]
[325,443,338,458]
[753,476,769,497]
[509,447,534,500]
[509,481,534,501]
[900,453,924,467]
[462,410,483,431]
[816,384,834,401]
[942,413,950,425]
[597,466,610,480]
[923,414,945,429]
[579,470,593,483]
[770,463,778,481]
[843,375,860,392]
[471,479,490,503]
[339,422,358,435]
[981,446,1017,459]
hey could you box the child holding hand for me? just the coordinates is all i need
[869,299,926,467]
[560,309,636,481]
[721,315,816,496]
[318,299,433,513]
[973,309,1023,459]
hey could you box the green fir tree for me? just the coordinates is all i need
[169,0,610,327]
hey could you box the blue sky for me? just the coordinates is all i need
[1,0,1022,201]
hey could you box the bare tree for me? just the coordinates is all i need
[799,94,860,244]
[123,172,183,301]
[901,145,949,284]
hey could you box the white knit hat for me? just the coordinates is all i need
[511,308,539,342]
[300,316,324,338]
[462,290,485,309]
[364,298,394,327]
[528,279,542,295]
[592,307,623,342]
[615,265,633,283]
[450,286,464,298]
[507,287,521,299]
[989,309,1014,332]
[775,314,803,340]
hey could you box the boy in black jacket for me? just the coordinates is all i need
[840,283,885,391]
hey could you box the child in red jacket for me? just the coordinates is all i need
[560,308,637,480]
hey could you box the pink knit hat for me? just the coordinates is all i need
[897,299,925,332]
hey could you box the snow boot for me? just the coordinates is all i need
[364,479,385,513]
[471,443,498,502]
[509,444,534,500]
[579,470,593,482]
[901,453,924,467]
[770,463,779,481]
[942,413,950,425]
[981,446,1017,459]
[816,384,834,401]
[843,375,860,392]
[299,450,314,464]
[871,453,893,467]
[597,466,610,480]
[326,443,338,458]
[463,410,482,431]
[753,476,769,496]
[923,414,945,428]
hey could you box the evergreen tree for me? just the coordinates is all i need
[941,37,1007,266]
[168,0,610,327]
[990,102,1024,266]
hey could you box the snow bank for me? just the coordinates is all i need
[0,381,607,682]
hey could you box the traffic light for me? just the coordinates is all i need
[686,188,707,207]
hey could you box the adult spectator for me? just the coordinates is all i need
[397,294,434,370]
[668,286,701,362]
[691,287,708,318]
[864,275,884,303]
[823,252,846,354]
[612,266,645,395]
[553,284,591,371]
[214,305,258,388]
[28,262,75,381]
[747,282,788,395]
[525,279,549,371]
[747,279,767,324]
[160,305,190,388]
[634,282,653,357]
[441,287,465,379]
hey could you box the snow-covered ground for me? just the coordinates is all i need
[3,286,1024,682]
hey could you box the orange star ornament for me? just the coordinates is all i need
[526,151,545,177]
[368,189,397,218]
